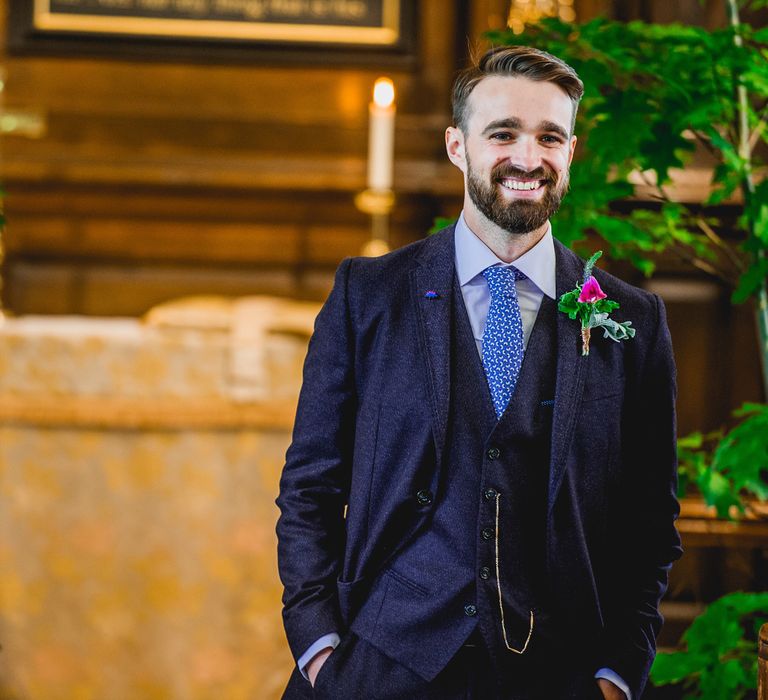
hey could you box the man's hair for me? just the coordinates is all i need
[452,45,584,134]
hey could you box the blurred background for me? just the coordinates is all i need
[0,1,766,698]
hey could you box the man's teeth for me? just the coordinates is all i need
[501,179,542,191]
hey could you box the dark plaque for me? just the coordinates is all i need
[10,0,417,65]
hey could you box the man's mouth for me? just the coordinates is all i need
[499,178,546,192]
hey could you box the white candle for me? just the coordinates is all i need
[367,77,396,191]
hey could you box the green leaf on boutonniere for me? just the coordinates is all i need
[582,250,603,283]
[557,289,582,319]
[558,250,635,355]
[592,298,620,315]
[592,314,635,342]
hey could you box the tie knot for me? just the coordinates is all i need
[482,265,526,296]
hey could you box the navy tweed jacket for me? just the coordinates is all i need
[276,225,683,698]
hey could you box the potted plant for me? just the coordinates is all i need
[650,591,768,698]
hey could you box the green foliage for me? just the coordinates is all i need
[592,313,635,341]
[677,403,768,517]
[582,250,603,282]
[428,216,456,234]
[651,591,768,699]
[557,288,582,319]
[483,16,768,303]
[713,403,768,499]
[733,253,768,303]
[557,285,620,324]
[556,264,634,345]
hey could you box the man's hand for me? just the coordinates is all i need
[307,647,334,688]
[597,678,627,700]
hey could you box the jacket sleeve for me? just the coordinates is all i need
[275,258,356,662]
[600,294,683,697]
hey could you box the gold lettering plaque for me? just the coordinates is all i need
[31,0,403,46]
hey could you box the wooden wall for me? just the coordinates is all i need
[0,0,469,316]
[0,0,764,433]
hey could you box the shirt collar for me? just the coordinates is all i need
[454,212,557,299]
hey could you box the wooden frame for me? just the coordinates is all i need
[8,0,419,66]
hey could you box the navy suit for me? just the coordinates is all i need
[276,225,682,698]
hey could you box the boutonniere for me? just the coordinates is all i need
[558,251,636,356]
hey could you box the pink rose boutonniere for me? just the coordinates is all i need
[558,251,635,356]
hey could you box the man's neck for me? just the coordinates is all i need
[463,206,548,263]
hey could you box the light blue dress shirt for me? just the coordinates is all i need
[454,212,555,354]
[297,215,630,700]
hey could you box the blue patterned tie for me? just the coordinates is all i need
[482,266,526,419]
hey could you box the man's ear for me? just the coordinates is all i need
[445,126,467,174]
[568,135,577,166]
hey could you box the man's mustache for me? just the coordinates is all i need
[491,164,554,182]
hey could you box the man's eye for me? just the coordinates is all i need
[541,135,563,144]
[491,132,513,141]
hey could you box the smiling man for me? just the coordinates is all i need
[277,46,682,699]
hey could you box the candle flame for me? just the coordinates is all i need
[373,78,395,108]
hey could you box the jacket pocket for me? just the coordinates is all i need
[384,567,429,597]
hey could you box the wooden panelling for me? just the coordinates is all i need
[0,0,466,316]
[8,218,304,264]
[7,261,306,316]
[0,0,763,413]
[647,278,763,435]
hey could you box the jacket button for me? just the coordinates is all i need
[487,447,501,460]
[481,527,494,541]
[415,489,433,506]
[464,604,477,617]
[479,567,491,580]
[483,488,498,501]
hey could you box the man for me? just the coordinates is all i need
[276,46,682,699]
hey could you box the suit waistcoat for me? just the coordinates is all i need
[350,277,557,682]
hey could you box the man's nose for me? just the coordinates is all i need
[508,137,541,173]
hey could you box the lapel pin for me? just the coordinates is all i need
[424,290,440,299]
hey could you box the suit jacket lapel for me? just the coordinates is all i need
[548,239,589,514]
[411,227,455,468]
[411,229,586,504]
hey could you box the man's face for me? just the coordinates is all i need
[446,76,577,235]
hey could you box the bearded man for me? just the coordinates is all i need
[276,45,682,700]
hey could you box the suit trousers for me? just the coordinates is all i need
[282,631,606,700]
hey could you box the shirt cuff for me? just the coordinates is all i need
[297,632,341,681]
[594,667,631,700]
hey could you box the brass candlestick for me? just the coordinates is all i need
[355,188,395,257]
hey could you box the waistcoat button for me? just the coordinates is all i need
[415,489,433,506]
[487,447,501,460]
[464,604,477,617]
[479,567,491,580]
[483,488,498,501]
[481,527,494,541]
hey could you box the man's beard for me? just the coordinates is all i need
[466,156,568,235]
